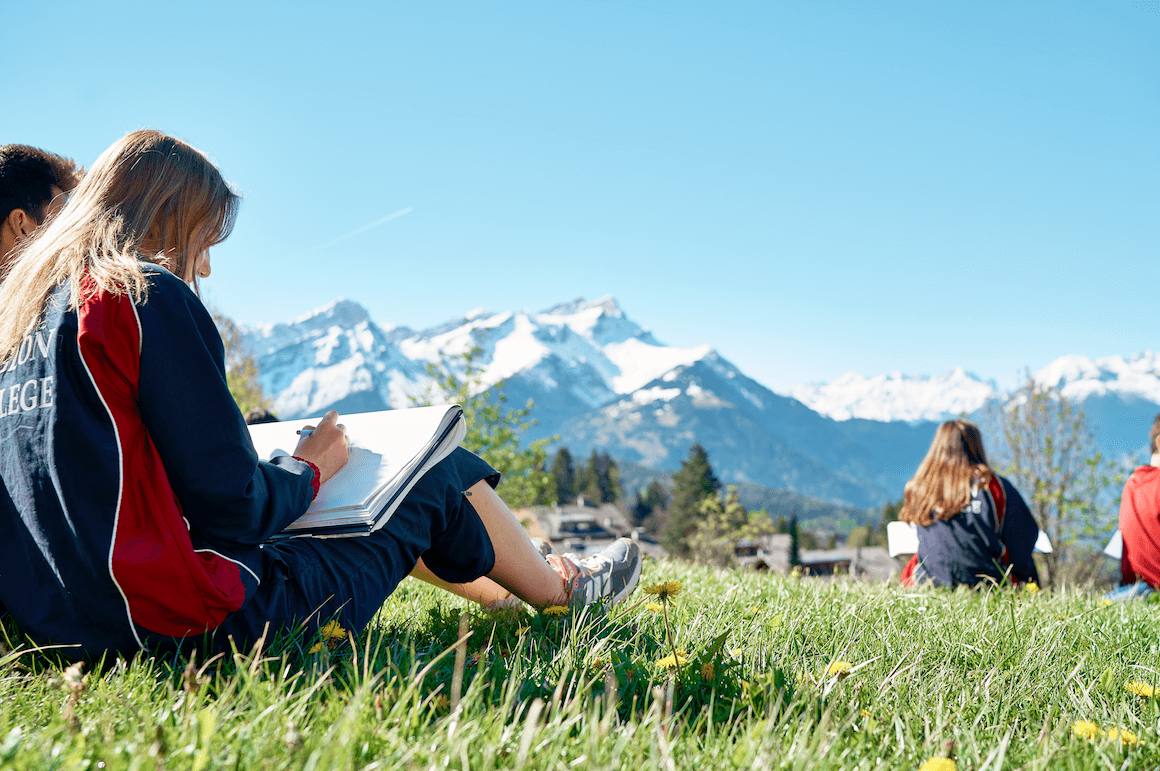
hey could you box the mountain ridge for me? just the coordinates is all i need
[240,297,1158,508]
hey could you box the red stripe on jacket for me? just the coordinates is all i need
[77,285,245,637]
[986,476,1010,568]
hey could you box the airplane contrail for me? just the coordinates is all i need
[308,206,414,254]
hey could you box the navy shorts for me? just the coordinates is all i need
[208,447,499,651]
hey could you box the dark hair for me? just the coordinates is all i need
[1150,414,1160,455]
[0,144,83,224]
[245,408,279,425]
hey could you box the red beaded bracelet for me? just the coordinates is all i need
[292,456,321,499]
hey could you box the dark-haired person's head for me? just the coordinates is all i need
[245,408,279,425]
[0,144,83,267]
[1149,414,1160,456]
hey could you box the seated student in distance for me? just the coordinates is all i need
[0,144,83,271]
[1109,414,1160,600]
[0,129,641,661]
[898,420,1040,587]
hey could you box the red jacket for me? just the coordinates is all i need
[1120,466,1160,588]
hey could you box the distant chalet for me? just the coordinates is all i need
[736,535,899,582]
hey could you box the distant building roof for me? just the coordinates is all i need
[736,533,793,572]
[799,547,899,582]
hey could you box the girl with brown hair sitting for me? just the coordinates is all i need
[898,420,1040,587]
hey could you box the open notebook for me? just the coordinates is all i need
[248,404,466,538]
[886,520,1054,557]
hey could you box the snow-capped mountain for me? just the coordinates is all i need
[1036,352,1160,403]
[785,368,997,422]
[1034,352,1160,456]
[241,296,1160,508]
[240,296,938,507]
[784,353,1160,459]
[242,296,712,426]
[787,353,1160,424]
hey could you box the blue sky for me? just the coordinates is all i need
[7,1,1158,391]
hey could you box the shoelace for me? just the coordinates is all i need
[549,554,609,603]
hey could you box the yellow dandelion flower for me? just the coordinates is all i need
[729,648,742,657]
[320,620,347,641]
[647,602,665,614]
[1125,680,1156,697]
[1106,727,1140,746]
[860,709,873,717]
[308,642,324,654]
[1024,582,1040,594]
[918,759,956,771]
[643,581,682,601]
[700,662,715,681]
[826,661,853,677]
[543,605,569,617]
[656,649,687,669]
[1102,599,1113,606]
[1072,720,1101,741]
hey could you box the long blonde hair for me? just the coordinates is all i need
[899,419,993,527]
[0,129,239,363]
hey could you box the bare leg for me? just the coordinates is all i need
[409,557,518,609]
[464,480,568,607]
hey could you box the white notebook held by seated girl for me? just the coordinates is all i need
[248,404,466,539]
[886,520,1054,557]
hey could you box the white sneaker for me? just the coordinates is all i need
[547,538,642,607]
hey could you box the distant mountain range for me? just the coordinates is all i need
[787,353,1160,456]
[241,298,1158,509]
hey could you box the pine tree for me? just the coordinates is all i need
[578,450,621,503]
[630,493,650,526]
[660,442,721,557]
[788,508,800,567]
[579,450,601,502]
[644,480,670,512]
[631,480,670,527]
[551,447,576,504]
[596,451,621,503]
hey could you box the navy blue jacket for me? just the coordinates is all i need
[0,264,316,658]
[914,475,1040,587]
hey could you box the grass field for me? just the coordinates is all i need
[2,560,1159,770]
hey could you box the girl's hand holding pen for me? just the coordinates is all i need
[292,410,350,484]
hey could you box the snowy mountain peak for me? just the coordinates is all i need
[787,351,1160,424]
[247,298,375,357]
[241,295,712,420]
[1035,350,1160,402]
[292,298,370,327]
[539,296,622,318]
[785,367,997,422]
